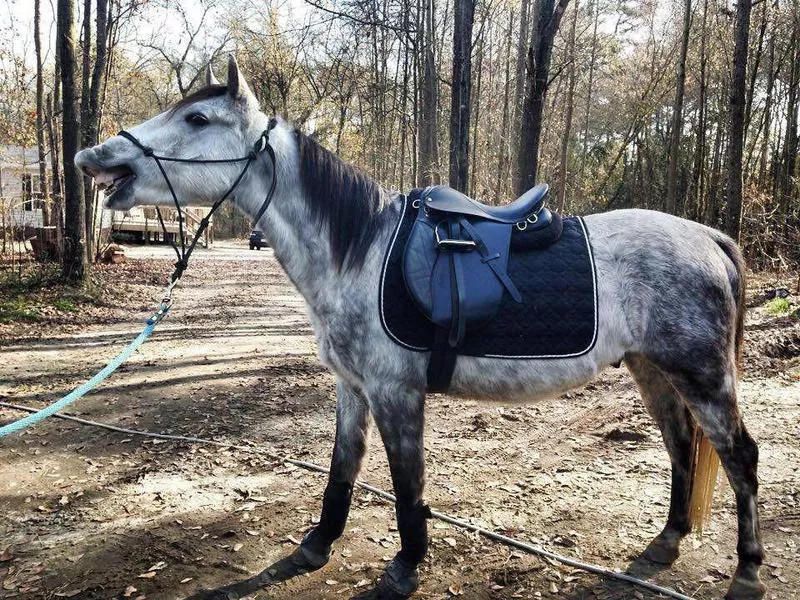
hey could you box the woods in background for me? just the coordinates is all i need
[1,0,798,281]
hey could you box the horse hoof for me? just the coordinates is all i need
[642,534,680,565]
[263,543,331,581]
[725,573,766,600]
[185,590,237,600]
[350,558,419,599]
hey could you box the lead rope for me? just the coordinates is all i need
[0,121,279,439]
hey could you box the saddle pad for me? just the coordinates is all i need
[379,194,598,358]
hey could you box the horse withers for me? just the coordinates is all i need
[75,56,765,600]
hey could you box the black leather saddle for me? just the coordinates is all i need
[402,183,563,391]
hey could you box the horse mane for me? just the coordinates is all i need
[295,131,386,272]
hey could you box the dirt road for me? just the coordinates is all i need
[1,241,798,600]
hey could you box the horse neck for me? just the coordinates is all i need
[234,121,388,307]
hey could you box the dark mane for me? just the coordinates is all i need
[169,84,228,114]
[296,131,386,272]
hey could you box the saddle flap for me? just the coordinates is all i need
[403,209,516,335]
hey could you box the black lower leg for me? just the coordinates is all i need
[665,421,694,536]
[396,499,432,566]
[302,480,354,557]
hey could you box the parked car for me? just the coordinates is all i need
[249,229,268,250]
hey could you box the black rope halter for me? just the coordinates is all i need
[117,116,279,283]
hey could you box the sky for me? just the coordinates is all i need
[0,0,230,71]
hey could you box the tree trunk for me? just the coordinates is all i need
[512,0,531,137]
[666,0,691,214]
[495,9,515,202]
[469,30,483,197]
[34,0,50,226]
[690,0,708,222]
[758,27,776,187]
[724,0,752,242]
[778,15,799,236]
[418,0,440,186]
[515,0,571,194]
[449,0,475,192]
[46,93,64,253]
[578,0,599,193]
[80,0,93,258]
[556,0,578,211]
[58,0,86,281]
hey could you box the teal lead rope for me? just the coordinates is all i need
[0,286,174,439]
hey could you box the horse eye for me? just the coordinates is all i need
[186,112,209,127]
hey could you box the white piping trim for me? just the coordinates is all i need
[378,205,600,359]
[379,195,429,351]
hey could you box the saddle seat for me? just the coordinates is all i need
[402,183,562,392]
[423,183,548,224]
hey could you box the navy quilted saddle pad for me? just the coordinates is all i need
[379,194,599,358]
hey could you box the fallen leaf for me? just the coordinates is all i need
[123,585,138,597]
[180,578,193,584]
[54,589,83,597]
[137,572,156,579]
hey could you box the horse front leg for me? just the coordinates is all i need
[354,386,427,600]
[189,381,368,600]
[300,380,370,562]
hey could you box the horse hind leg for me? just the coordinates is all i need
[626,353,694,566]
[658,360,765,600]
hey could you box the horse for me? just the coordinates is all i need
[75,56,765,600]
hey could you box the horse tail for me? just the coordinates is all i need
[688,228,746,531]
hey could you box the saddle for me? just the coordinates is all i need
[402,183,563,391]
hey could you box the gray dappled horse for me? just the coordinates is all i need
[75,57,765,600]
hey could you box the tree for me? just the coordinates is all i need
[448,0,475,192]
[515,0,571,194]
[665,0,691,214]
[34,0,50,227]
[556,0,579,211]
[58,0,86,281]
[418,0,440,186]
[725,0,753,241]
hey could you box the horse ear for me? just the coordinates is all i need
[206,64,220,86]
[226,54,258,105]
[227,55,240,97]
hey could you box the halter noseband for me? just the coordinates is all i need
[117,117,278,283]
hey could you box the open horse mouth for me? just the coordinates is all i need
[82,164,136,205]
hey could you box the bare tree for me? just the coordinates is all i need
[725,0,753,241]
[34,0,50,226]
[418,0,440,185]
[556,0,579,211]
[665,0,691,214]
[515,0,571,194]
[448,0,475,192]
[58,0,86,280]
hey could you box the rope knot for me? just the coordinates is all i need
[172,259,188,282]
